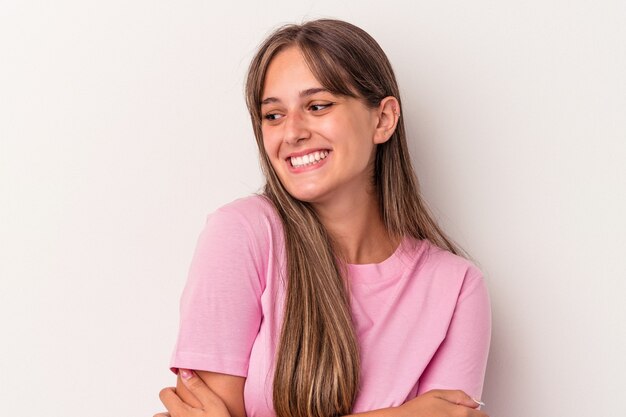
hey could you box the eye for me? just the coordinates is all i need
[263,112,283,121]
[309,103,334,112]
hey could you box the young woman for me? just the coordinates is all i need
[156,18,491,417]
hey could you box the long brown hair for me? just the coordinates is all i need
[245,19,463,417]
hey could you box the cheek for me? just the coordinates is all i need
[327,110,373,143]
[261,129,277,156]
[315,117,340,138]
[261,134,283,173]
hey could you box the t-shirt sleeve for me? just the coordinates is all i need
[169,206,265,377]
[417,267,492,399]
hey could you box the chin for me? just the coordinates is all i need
[286,192,319,204]
[284,187,327,204]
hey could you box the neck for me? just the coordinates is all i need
[312,192,399,264]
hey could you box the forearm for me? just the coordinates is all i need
[175,370,246,417]
[343,405,405,417]
[343,389,486,417]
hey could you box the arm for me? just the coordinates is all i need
[416,270,492,399]
[158,369,245,417]
[342,269,491,417]
[175,370,246,417]
[170,206,265,379]
[160,204,267,417]
[343,391,486,417]
[159,372,488,417]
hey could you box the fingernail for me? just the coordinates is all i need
[180,369,193,380]
[472,398,486,407]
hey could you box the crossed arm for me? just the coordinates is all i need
[157,270,491,417]
[155,369,488,417]
[159,370,246,417]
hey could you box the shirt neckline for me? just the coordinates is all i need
[346,236,426,283]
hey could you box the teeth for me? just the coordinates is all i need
[290,150,329,168]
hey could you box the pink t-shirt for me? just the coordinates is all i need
[170,195,491,416]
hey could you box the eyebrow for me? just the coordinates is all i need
[261,87,330,105]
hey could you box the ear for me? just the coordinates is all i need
[373,96,401,144]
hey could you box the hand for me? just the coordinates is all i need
[154,369,232,417]
[396,389,488,417]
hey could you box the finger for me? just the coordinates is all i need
[473,398,486,410]
[159,387,192,415]
[153,413,171,417]
[431,389,482,409]
[179,369,223,408]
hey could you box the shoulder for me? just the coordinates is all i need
[421,240,482,280]
[413,239,487,299]
[207,195,282,233]
[202,194,284,254]
[212,194,277,219]
[191,195,284,285]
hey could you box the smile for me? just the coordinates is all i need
[289,150,329,168]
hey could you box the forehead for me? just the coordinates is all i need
[262,46,323,99]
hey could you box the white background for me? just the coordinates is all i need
[1,1,625,416]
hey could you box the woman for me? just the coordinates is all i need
[156,18,491,417]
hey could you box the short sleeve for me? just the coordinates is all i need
[169,206,266,377]
[417,268,492,399]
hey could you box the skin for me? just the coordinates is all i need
[156,46,488,417]
[157,370,488,417]
[260,46,401,263]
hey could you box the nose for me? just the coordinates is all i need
[282,110,310,145]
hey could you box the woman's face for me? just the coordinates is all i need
[260,46,382,206]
